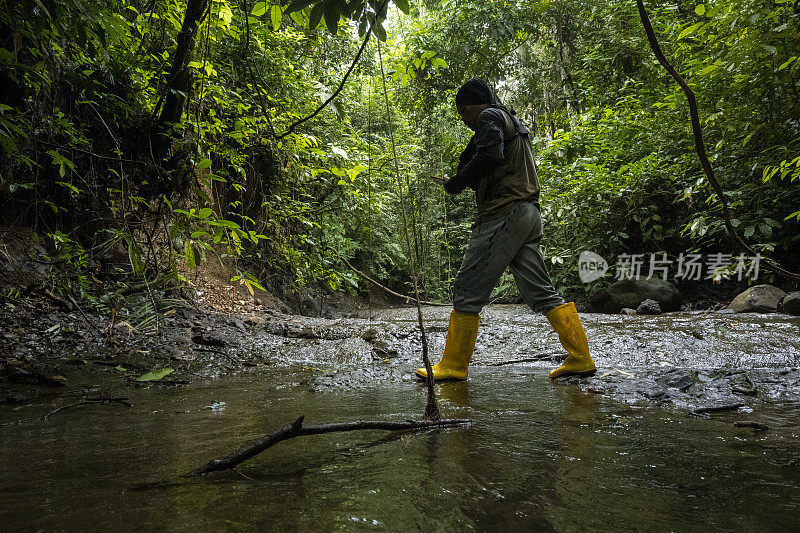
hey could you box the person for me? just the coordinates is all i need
[416,79,596,381]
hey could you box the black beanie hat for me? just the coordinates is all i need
[455,79,494,108]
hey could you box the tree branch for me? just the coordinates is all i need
[273,0,390,140]
[635,0,800,282]
[189,415,472,476]
[334,250,449,307]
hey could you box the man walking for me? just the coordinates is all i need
[416,79,596,381]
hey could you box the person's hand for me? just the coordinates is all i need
[429,174,450,186]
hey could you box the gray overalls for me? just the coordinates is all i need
[451,108,565,315]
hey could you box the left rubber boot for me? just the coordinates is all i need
[546,302,596,379]
[415,310,479,381]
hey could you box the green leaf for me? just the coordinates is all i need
[694,4,705,16]
[197,158,212,170]
[252,1,268,16]
[373,22,386,41]
[198,207,213,219]
[185,240,196,269]
[323,1,339,34]
[128,240,145,275]
[271,4,282,30]
[206,219,241,229]
[32,0,51,18]
[135,368,174,382]
[285,0,315,13]
[309,2,324,29]
[8,182,34,193]
[394,0,410,14]
[677,22,703,40]
[777,56,797,71]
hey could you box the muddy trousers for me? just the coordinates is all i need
[453,201,565,315]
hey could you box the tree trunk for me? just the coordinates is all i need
[156,0,210,128]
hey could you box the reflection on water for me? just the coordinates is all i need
[2,364,799,531]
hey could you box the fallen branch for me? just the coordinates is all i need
[44,397,132,420]
[733,420,769,431]
[485,354,559,366]
[691,403,745,417]
[189,415,472,476]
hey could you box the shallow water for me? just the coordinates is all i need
[2,306,800,531]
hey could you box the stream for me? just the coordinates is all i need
[2,305,799,530]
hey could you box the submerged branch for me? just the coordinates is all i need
[189,415,472,476]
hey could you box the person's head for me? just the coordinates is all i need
[455,79,494,130]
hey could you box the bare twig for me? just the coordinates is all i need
[335,251,448,306]
[36,139,149,166]
[189,415,472,476]
[67,293,102,335]
[377,39,440,421]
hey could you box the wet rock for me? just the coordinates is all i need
[287,325,317,339]
[244,316,265,327]
[621,308,637,316]
[643,386,666,399]
[728,284,786,313]
[636,299,662,315]
[371,339,398,359]
[734,420,769,430]
[264,321,289,337]
[656,369,695,391]
[590,279,682,313]
[779,291,800,316]
[0,392,28,404]
[231,318,247,333]
[191,333,227,348]
[361,328,379,342]
[45,374,68,387]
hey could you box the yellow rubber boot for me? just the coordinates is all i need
[546,302,596,379]
[415,310,479,381]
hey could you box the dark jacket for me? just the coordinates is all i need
[445,106,540,222]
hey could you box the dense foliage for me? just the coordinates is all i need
[1,0,798,310]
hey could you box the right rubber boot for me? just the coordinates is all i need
[546,302,597,379]
[415,310,479,381]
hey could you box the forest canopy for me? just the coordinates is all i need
[1,0,798,307]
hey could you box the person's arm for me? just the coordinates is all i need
[444,110,505,194]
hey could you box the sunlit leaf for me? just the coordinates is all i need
[135,368,174,382]
[251,1,268,16]
[185,240,196,269]
[271,5,282,30]
[677,22,703,40]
